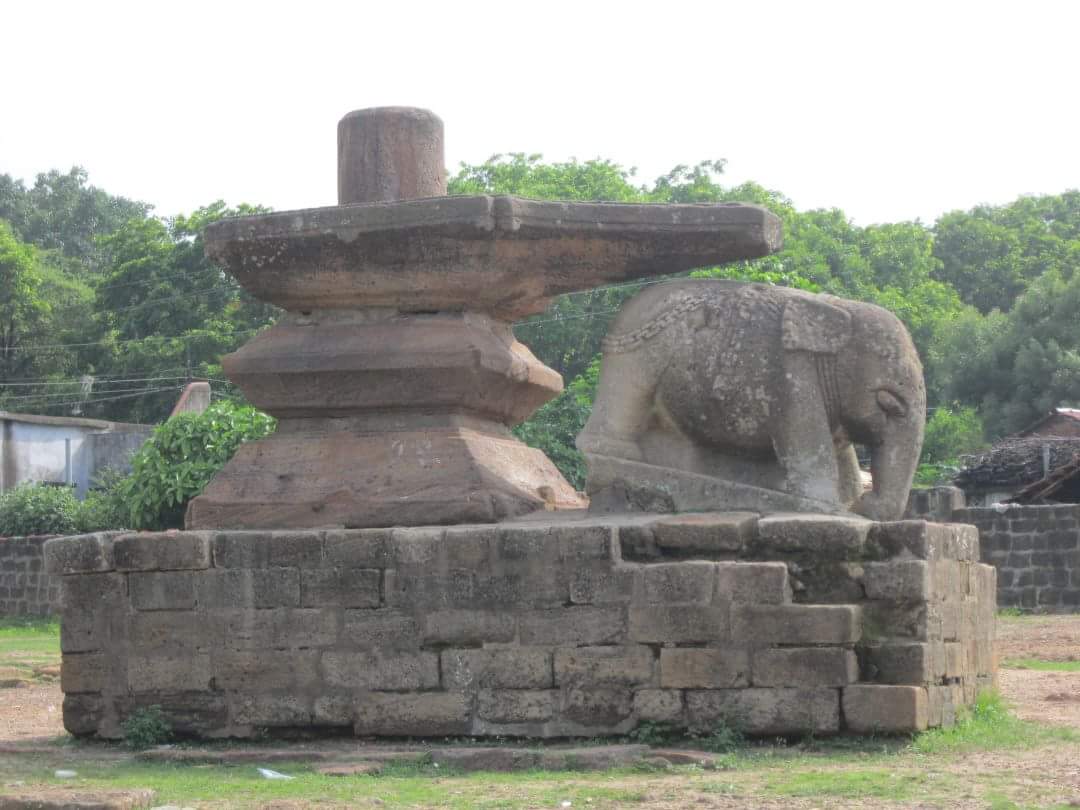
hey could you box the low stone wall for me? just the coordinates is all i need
[45,514,996,740]
[953,504,1080,612]
[0,535,61,616]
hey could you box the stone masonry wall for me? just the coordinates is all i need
[45,514,996,740]
[0,536,61,616]
[953,504,1080,612]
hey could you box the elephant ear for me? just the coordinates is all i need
[781,296,852,354]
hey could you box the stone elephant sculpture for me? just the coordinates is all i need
[576,279,925,521]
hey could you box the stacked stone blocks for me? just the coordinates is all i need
[954,504,1080,612]
[46,513,995,739]
[0,536,62,616]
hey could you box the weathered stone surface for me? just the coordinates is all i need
[422,610,516,646]
[579,280,925,522]
[324,529,394,568]
[337,106,446,205]
[55,514,995,740]
[129,572,196,611]
[629,605,729,644]
[560,686,634,727]
[477,689,557,723]
[860,642,945,685]
[128,653,212,693]
[232,693,311,726]
[641,562,716,604]
[651,512,758,554]
[59,573,126,653]
[554,646,656,687]
[322,651,439,690]
[716,562,790,604]
[686,688,840,735]
[660,648,750,689]
[189,426,584,531]
[843,684,928,732]
[633,689,685,723]
[755,515,873,556]
[204,198,781,318]
[353,692,471,736]
[44,533,117,575]
[732,604,861,644]
[214,650,317,691]
[520,607,625,646]
[113,532,212,572]
[752,648,858,687]
[197,569,299,608]
[61,653,108,694]
[343,610,420,649]
[300,568,380,608]
[443,648,552,690]
[863,560,931,601]
[868,520,979,562]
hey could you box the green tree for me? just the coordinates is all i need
[932,269,1080,437]
[932,191,1080,314]
[0,220,48,384]
[0,167,151,271]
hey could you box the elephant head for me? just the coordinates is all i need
[780,294,925,521]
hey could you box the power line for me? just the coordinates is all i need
[0,374,193,388]
[5,327,263,353]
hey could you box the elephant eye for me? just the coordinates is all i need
[877,389,907,418]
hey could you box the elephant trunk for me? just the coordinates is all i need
[863,417,924,521]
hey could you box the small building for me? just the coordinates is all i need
[0,411,152,498]
[954,408,1080,506]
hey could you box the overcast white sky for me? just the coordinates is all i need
[3,0,1078,226]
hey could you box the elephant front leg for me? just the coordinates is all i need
[576,349,655,462]
[772,352,842,506]
[834,440,863,510]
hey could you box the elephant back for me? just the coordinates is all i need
[602,279,756,354]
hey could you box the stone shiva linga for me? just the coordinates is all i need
[184,107,782,530]
[46,108,996,741]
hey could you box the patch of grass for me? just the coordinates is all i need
[8,761,651,809]
[1002,657,1080,671]
[998,607,1026,619]
[121,706,173,750]
[764,768,929,800]
[914,691,1079,754]
[0,618,61,662]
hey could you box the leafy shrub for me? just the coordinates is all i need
[922,406,986,464]
[0,484,80,536]
[73,472,128,533]
[121,705,173,749]
[114,401,275,530]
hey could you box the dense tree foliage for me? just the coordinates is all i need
[4,156,1080,486]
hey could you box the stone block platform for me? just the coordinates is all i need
[45,513,995,739]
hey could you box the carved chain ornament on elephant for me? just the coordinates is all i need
[576,280,926,521]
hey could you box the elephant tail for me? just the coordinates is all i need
[601,293,707,354]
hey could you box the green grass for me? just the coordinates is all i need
[1002,657,1080,671]
[914,691,1079,754]
[763,768,930,800]
[0,617,60,676]
[2,761,650,809]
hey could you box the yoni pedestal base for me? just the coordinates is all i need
[48,512,995,740]
[186,422,584,530]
